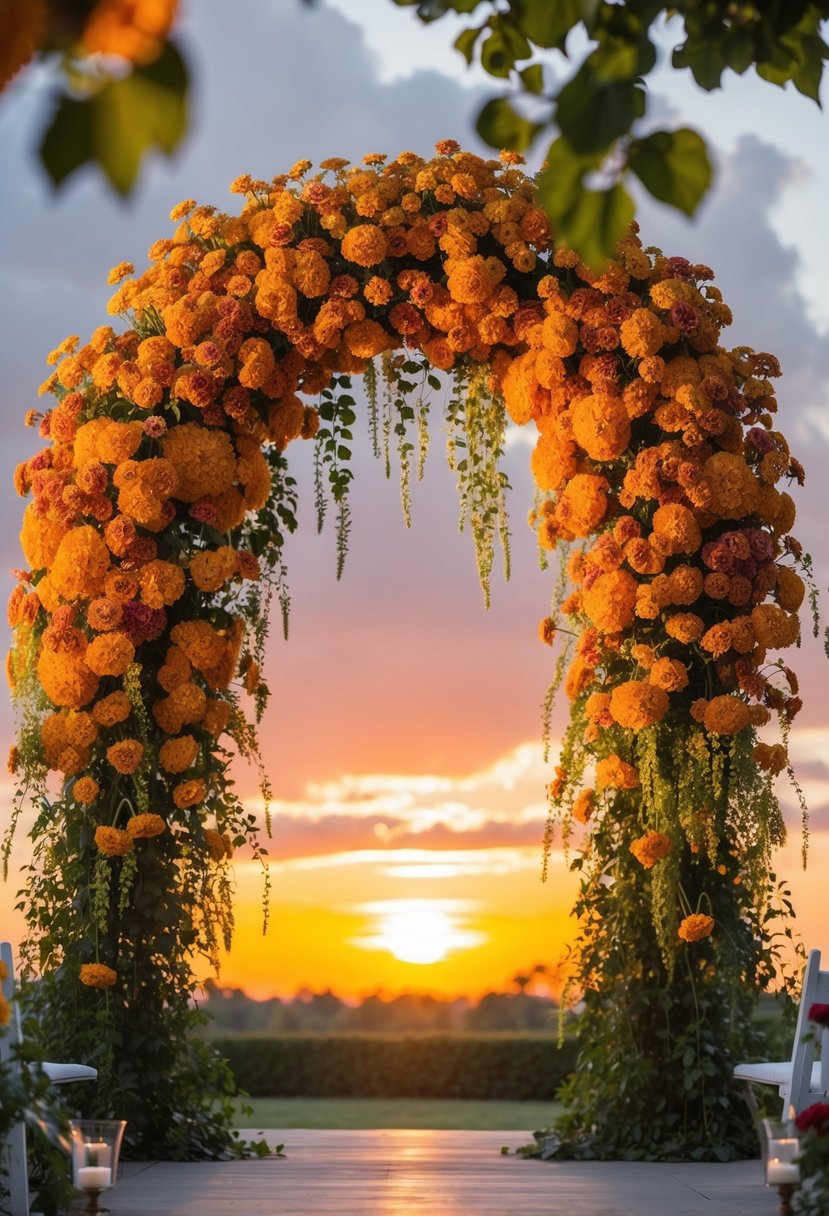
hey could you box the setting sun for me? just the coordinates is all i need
[350,899,487,967]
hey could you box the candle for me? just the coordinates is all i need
[767,1161,800,1185]
[85,1141,112,1169]
[76,1166,112,1190]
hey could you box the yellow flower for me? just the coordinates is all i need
[678,914,715,943]
[79,963,117,989]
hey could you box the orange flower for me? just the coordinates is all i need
[203,828,227,861]
[340,224,388,267]
[37,648,98,710]
[74,776,100,804]
[582,569,637,634]
[630,831,672,868]
[79,963,117,989]
[702,695,750,735]
[595,756,639,791]
[106,739,144,773]
[51,526,111,602]
[609,681,669,730]
[651,504,701,556]
[555,474,609,537]
[159,734,198,773]
[648,658,689,692]
[127,813,166,839]
[572,789,595,824]
[570,394,630,461]
[92,691,132,727]
[86,632,135,677]
[173,778,206,809]
[753,742,788,774]
[95,826,133,857]
[665,613,704,643]
[678,914,715,943]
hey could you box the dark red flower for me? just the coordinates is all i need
[809,1002,829,1027]
[795,1102,829,1135]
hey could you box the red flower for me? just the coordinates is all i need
[808,1002,829,1027]
[795,1102,829,1135]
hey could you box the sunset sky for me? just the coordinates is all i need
[1,0,828,1001]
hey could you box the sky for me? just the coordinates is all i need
[0,0,828,1001]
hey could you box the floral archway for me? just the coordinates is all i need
[6,142,810,1160]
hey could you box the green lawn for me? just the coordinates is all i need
[234,1097,562,1131]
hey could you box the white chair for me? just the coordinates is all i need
[734,948,829,1118]
[1,941,98,1216]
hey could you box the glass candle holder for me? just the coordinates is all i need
[762,1118,801,1187]
[70,1119,127,1209]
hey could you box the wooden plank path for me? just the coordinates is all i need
[104,1129,781,1215]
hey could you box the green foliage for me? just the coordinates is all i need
[212,1033,579,1100]
[314,375,356,580]
[395,0,829,264]
[40,43,189,195]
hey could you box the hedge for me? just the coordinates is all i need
[212,1033,578,1100]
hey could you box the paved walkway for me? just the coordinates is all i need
[102,1129,781,1215]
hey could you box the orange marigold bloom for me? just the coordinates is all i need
[79,963,117,989]
[446,256,494,304]
[630,831,672,869]
[609,681,669,730]
[648,657,689,692]
[619,309,665,358]
[700,623,732,658]
[159,734,198,774]
[127,813,166,839]
[189,547,238,593]
[340,223,388,267]
[95,826,133,857]
[170,619,226,673]
[595,756,639,791]
[651,504,702,556]
[582,569,638,634]
[87,597,124,632]
[92,691,132,727]
[37,648,98,710]
[702,695,750,735]
[667,566,703,605]
[106,738,144,774]
[776,566,805,613]
[565,656,595,700]
[572,789,595,824]
[162,423,236,503]
[541,310,579,357]
[202,698,231,737]
[51,526,111,602]
[570,394,630,461]
[703,451,760,520]
[173,778,207,809]
[585,691,613,727]
[344,319,390,359]
[138,559,186,608]
[665,613,704,644]
[203,828,227,861]
[555,474,609,537]
[751,603,798,649]
[74,776,100,804]
[678,914,715,943]
[86,632,135,677]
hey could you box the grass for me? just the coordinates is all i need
[234,1097,563,1131]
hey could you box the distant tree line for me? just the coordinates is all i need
[200,969,559,1034]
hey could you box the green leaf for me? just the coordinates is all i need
[480,20,531,78]
[628,127,713,216]
[672,37,727,91]
[537,137,634,267]
[40,40,189,195]
[789,34,826,103]
[590,36,656,82]
[511,0,584,49]
[519,63,544,95]
[722,28,755,76]
[556,66,646,154]
[476,96,543,151]
[454,25,483,65]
